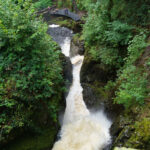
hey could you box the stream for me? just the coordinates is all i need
[48,25,112,150]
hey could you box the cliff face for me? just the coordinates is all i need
[80,42,119,117]
[110,46,150,149]
[80,40,150,150]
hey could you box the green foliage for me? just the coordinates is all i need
[105,21,133,46]
[114,65,148,108]
[54,0,72,9]
[76,0,93,10]
[82,0,149,67]
[114,33,148,108]
[146,57,150,67]
[57,0,64,8]
[81,0,150,26]
[110,0,150,26]
[105,80,116,91]
[83,1,134,67]
[125,33,147,65]
[0,0,63,144]
[33,0,52,9]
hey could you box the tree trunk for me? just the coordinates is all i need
[72,0,78,13]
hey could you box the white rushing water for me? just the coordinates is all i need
[50,25,112,150]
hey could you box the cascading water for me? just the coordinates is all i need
[48,25,112,150]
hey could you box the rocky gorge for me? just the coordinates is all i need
[60,15,150,150]
[46,9,150,149]
[1,0,150,149]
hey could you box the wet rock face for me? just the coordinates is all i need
[47,26,73,45]
[78,41,85,55]
[81,61,110,84]
[112,125,134,147]
[48,26,73,98]
[62,55,72,84]
[70,41,79,57]
[81,83,102,109]
[70,39,84,57]
[60,53,73,97]
[80,57,117,110]
[47,26,73,83]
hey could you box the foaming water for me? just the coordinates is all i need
[49,24,60,28]
[63,55,90,124]
[60,37,71,57]
[53,112,111,150]
[49,24,112,150]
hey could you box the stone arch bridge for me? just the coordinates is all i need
[37,7,81,21]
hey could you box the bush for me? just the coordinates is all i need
[114,32,148,108]
[0,0,64,143]
[125,33,148,65]
[114,65,148,108]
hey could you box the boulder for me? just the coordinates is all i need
[70,35,85,57]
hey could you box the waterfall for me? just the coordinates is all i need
[49,25,112,150]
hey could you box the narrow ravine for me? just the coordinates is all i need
[49,25,112,150]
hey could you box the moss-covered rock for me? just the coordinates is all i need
[70,34,85,57]
[111,106,150,150]
[125,119,150,149]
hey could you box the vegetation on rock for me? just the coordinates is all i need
[79,0,150,149]
[81,0,150,109]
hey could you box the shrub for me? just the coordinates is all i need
[0,0,64,143]
[114,65,148,108]
[125,33,148,65]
